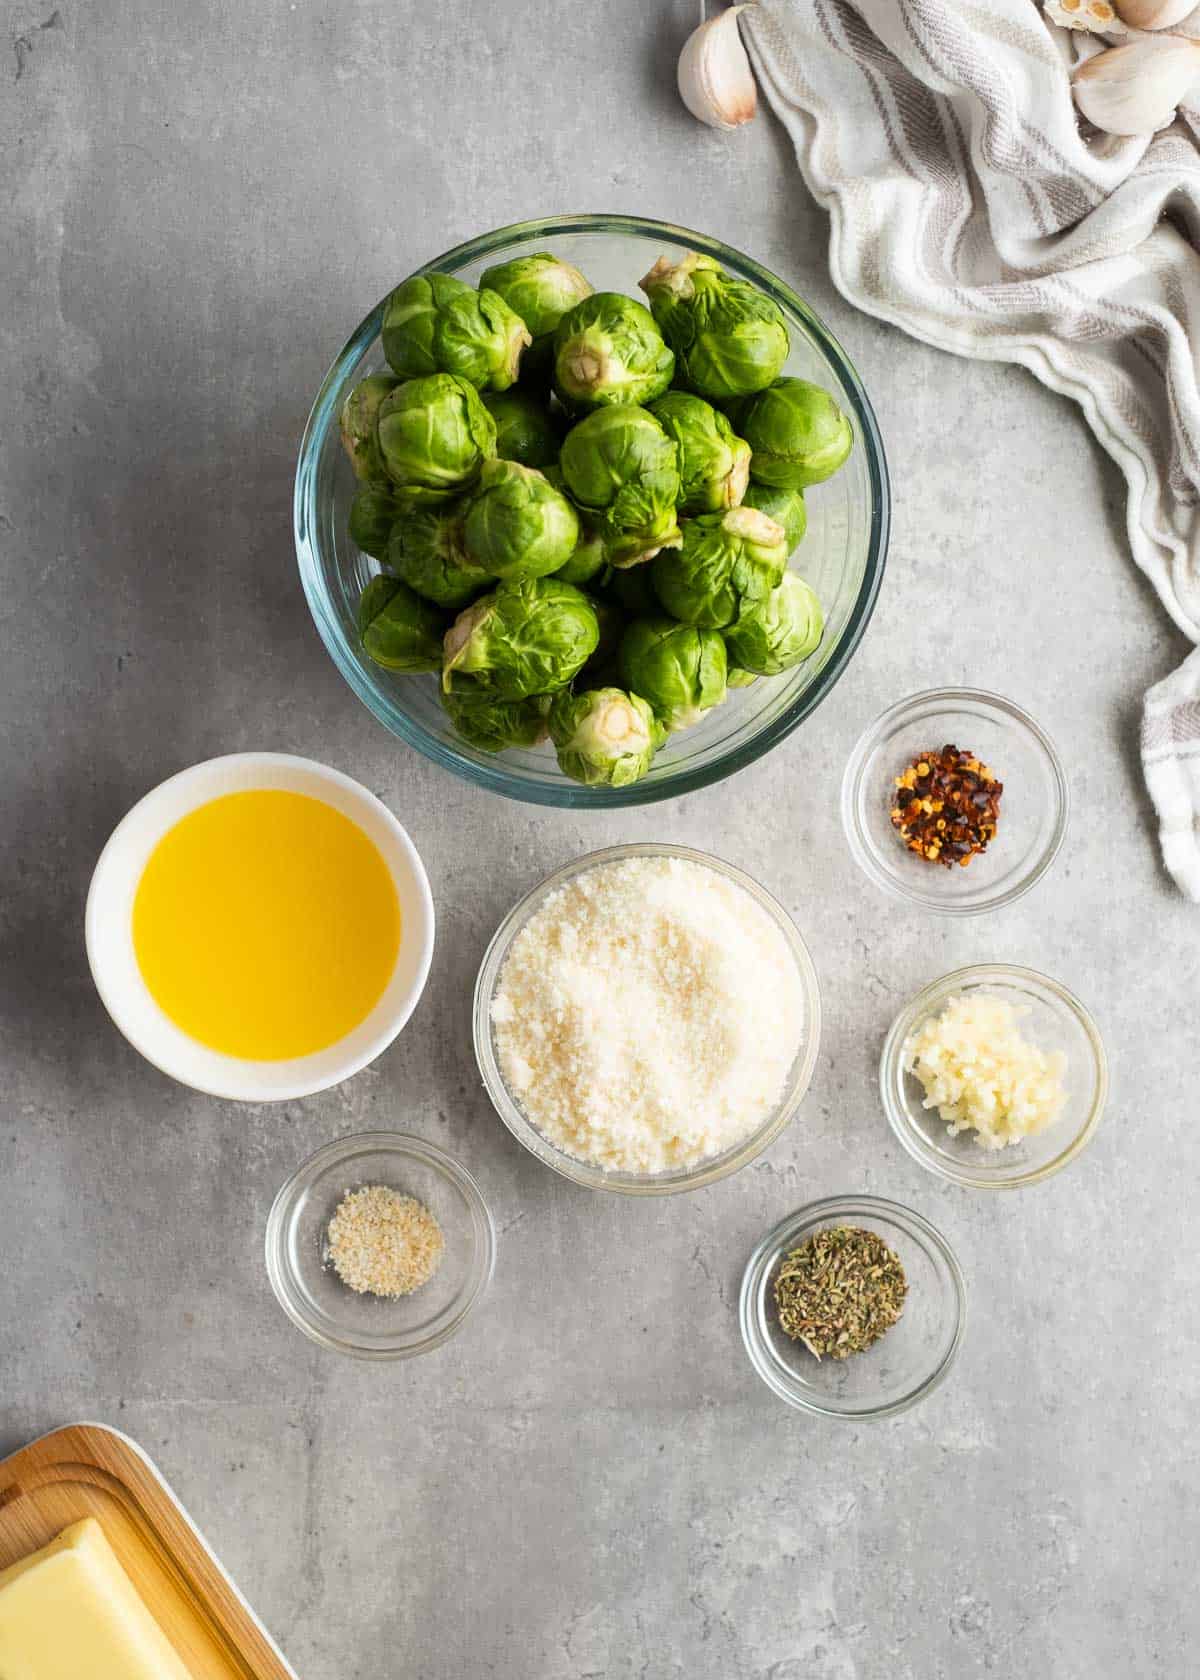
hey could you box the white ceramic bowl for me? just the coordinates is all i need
[85,752,435,1101]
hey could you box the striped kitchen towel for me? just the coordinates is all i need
[742,0,1200,899]
[1143,645,1200,898]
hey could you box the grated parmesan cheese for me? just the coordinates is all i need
[902,993,1068,1151]
[490,856,806,1174]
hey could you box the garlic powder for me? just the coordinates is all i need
[326,1185,444,1297]
[490,856,806,1174]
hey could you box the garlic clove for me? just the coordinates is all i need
[1072,34,1200,133]
[1044,0,1127,34]
[677,5,757,132]
[1113,0,1197,28]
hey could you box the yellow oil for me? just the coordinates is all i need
[132,789,401,1060]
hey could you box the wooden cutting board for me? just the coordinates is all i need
[0,1423,297,1679]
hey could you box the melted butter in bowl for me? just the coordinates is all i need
[86,752,434,1100]
[132,789,400,1061]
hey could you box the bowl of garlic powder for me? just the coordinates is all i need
[265,1131,495,1357]
[473,844,822,1194]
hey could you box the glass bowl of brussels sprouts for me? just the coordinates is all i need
[295,215,889,805]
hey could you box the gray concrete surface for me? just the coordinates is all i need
[2,2,1197,1675]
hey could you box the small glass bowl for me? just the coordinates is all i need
[841,687,1069,914]
[880,964,1107,1190]
[740,1195,966,1419]
[472,843,822,1195]
[265,1131,495,1359]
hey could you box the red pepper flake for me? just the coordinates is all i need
[889,743,1003,867]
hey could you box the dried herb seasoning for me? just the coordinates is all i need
[890,743,1003,867]
[773,1224,907,1360]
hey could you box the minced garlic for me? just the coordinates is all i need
[903,993,1067,1150]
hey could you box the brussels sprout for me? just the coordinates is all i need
[516,337,556,392]
[553,525,607,589]
[339,373,399,484]
[729,377,853,489]
[727,666,758,689]
[724,573,824,676]
[559,406,682,567]
[348,485,401,560]
[639,253,788,401]
[482,388,560,468]
[463,459,580,581]
[742,482,807,552]
[651,506,787,629]
[580,596,625,681]
[618,617,728,732]
[382,273,530,392]
[358,576,445,672]
[442,575,599,699]
[387,503,491,609]
[548,687,661,788]
[442,686,549,753]
[376,374,497,499]
[554,294,674,411]
[480,253,593,340]
[647,390,750,514]
[602,562,658,618]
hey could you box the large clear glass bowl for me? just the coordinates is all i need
[295,215,889,807]
[472,843,822,1194]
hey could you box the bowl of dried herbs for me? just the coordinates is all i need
[738,1194,966,1418]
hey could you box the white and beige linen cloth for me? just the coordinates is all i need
[741,0,1200,898]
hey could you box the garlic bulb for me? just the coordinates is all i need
[1114,0,1197,27]
[1073,34,1200,132]
[677,5,757,131]
[1045,0,1126,34]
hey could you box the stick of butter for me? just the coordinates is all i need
[0,1516,192,1680]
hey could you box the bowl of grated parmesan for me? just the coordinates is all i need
[473,844,821,1193]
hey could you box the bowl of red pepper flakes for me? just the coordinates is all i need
[840,688,1069,916]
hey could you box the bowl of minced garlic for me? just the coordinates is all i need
[880,965,1108,1190]
[265,1131,495,1358]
